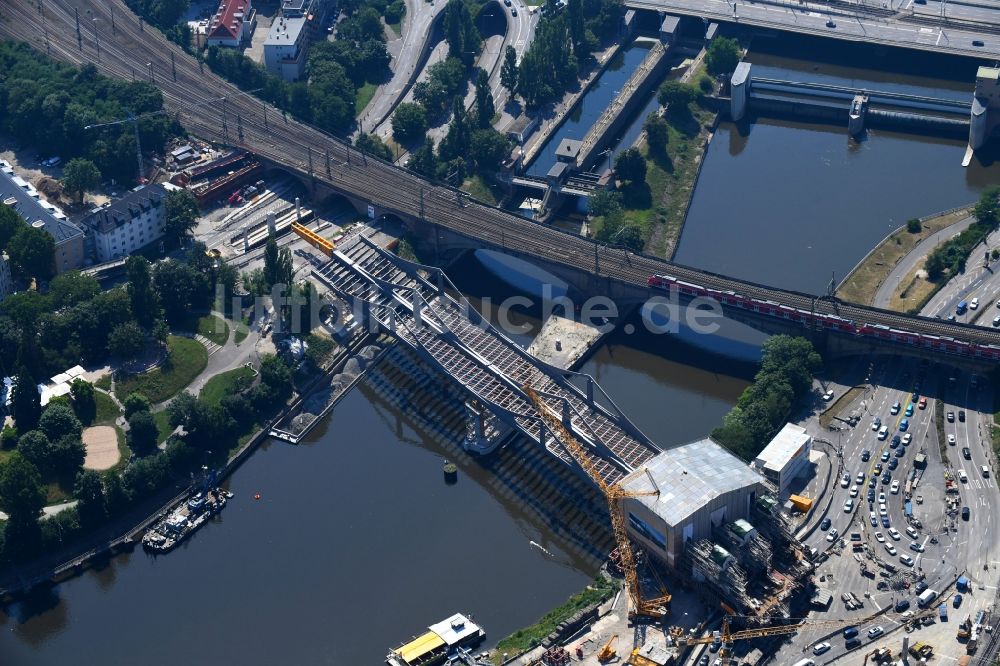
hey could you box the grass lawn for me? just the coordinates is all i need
[234,316,251,345]
[386,20,401,38]
[94,391,120,425]
[95,374,112,391]
[889,262,941,314]
[197,315,229,346]
[355,81,378,115]
[115,336,209,404]
[153,409,173,445]
[836,207,972,306]
[45,481,71,504]
[199,366,255,407]
[461,175,501,206]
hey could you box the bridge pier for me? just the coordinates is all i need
[731,62,750,122]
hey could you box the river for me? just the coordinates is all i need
[675,37,1000,294]
[0,273,748,666]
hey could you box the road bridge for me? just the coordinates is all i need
[313,235,661,485]
[623,0,1000,59]
[9,0,1000,365]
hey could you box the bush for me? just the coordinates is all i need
[698,74,714,93]
[906,218,922,233]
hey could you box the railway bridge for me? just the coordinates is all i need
[6,0,1000,367]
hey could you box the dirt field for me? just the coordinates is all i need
[83,426,121,471]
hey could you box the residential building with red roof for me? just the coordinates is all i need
[206,0,255,48]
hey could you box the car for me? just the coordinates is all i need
[954,594,964,607]
[889,436,899,449]
[899,419,909,432]
[912,391,919,401]
[697,657,709,666]
[947,314,957,321]
[869,476,878,488]
[895,599,911,612]
[504,0,511,5]
[948,411,955,422]
[827,529,839,542]
[959,410,966,422]
[906,526,919,539]
[963,447,972,460]
[888,527,901,541]
[948,434,956,445]
[844,499,854,513]
[899,554,914,567]
[905,403,914,417]
[983,465,990,478]
[843,627,859,639]
[877,426,889,440]
[959,469,968,482]
[881,515,891,528]
[856,472,865,484]
[850,485,859,497]
[882,474,891,485]
[891,402,901,415]
[881,451,890,462]
[867,625,884,639]
[813,642,831,655]
[891,480,900,494]
[869,512,877,526]
[972,297,980,310]
[902,433,912,445]
[823,389,834,401]
[820,517,832,530]
[511,7,517,15]
[962,506,970,520]
[841,473,851,488]
[826,17,837,27]
[993,315,1000,327]
[878,492,886,503]
[910,541,925,552]
[871,418,881,431]
[918,396,927,409]
[879,505,888,517]
[895,447,905,458]
[867,489,876,502]
[861,449,871,461]
[875,532,885,542]
[888,458,898,471]
[874,463,883,475]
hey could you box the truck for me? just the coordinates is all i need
[917,589,939,608]
[909,642,933,659]
[958,616,972,639]
[940,603,948,621]
[957,576,970,592]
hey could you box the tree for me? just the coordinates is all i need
[644,113,669,155]
[127,410,158,452]
[906,218,922,233]
[70,378,97,425]
[123,392,152,418]
[108,321,146,360]
[0,204,24,249]
[50,434,85,477]
[163,189,199,245]
[973,185,1000,228]
[126,256,159,327]
[443,0,480,65]
[500,45,519,99]
[658,80,697,113]
[8,225,55,280]
[73,469,107,526]
[474,68,495,129]
[469,128,511,173]
[705,37,741,76]
[49,271,100,308]
[438,97,471,162]
[152,259,210,324]
[355,132,393,162]
[260,353,293,401]
[407,141,439,179]
[167,391,198,429]
[0,452,45,555]
[16,430,52,473]
[588,190,623,218]
[12,365,41,432]
[392,103,428,144]
[614,147,646,184]
[263,236,293,291]
[61,158,101,203]
[39,402,83,442]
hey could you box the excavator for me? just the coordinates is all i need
[523,385,672,621]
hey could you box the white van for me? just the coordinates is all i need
[917,589,938,608]
[791,660,816,666]
[983,466,990,478]
[959,469,968,482]
[877,425,889,440]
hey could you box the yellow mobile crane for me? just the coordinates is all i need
[523,385,671,620]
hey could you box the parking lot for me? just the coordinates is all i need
[773,355,1000,664]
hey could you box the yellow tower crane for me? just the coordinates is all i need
[523,385,671,620]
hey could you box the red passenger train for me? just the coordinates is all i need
[647,274,1000,362]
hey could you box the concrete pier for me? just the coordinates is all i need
[527,314,606,370]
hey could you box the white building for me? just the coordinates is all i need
[81,184,179,262]
[264,16,308,81]
[206,0,254,48]
[752,423,813,494]
[619,438,765,569]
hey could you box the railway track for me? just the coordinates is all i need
[5,0,1000,351]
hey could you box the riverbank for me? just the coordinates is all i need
[836,205,973,307]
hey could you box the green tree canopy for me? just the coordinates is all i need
[644,113,669,155]
[500,45,519,99]
[123,392,152,418]
[70,377,97,425]
[12,365,41,432]
[658,80,697,113]
[49,271,100,308]
[474,68,495,129]
[61,158,101,203]
[164,189,200,245]
[16,430,52,473]
[469,128,511,173]
[73,468,107,526]
[614,147,647,184]
[392,102,428,144]
[705,37,741,76]
[39,402,83,442]
[8,225,55,280]
[108,321,146,360]
[127,409,158,452]
[0,452,46,553]
[355,132,393,162]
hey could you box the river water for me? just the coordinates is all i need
[0,276,747,665]
[675,39,1000,294]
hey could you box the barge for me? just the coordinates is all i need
[387,613,485,666]
[142,485,229,553]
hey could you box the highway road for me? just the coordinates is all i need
[624,0,1000,58]
[775,357,999,663]
[10,0,1000,356]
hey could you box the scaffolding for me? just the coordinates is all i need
[715,519,774,578]
[688,540,754,614]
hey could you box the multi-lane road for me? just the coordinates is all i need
[777,357,999,663]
